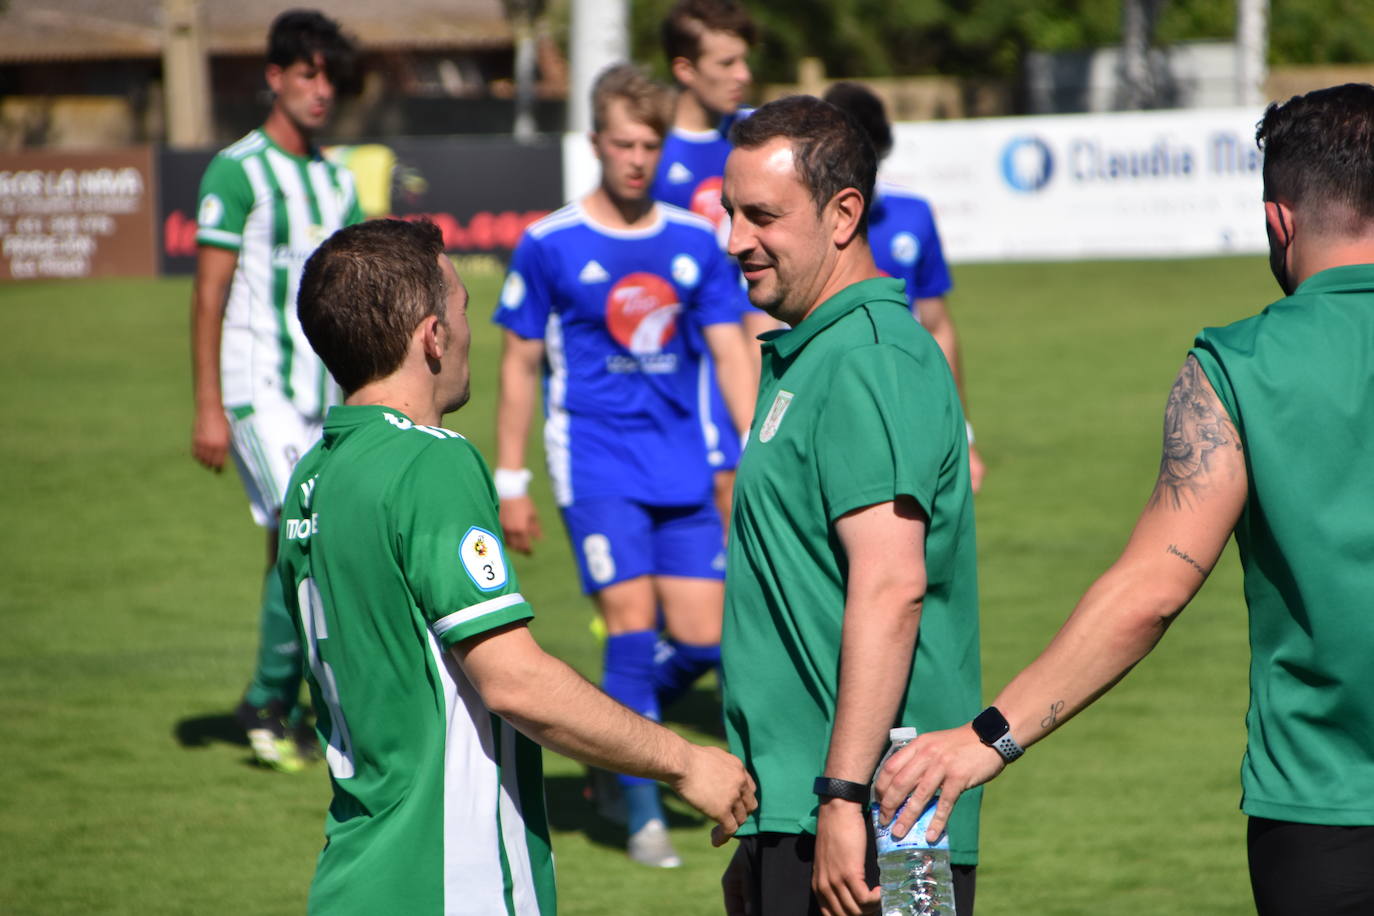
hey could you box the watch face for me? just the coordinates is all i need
[972,706,1010,744]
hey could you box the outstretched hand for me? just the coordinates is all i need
[670,744,757,846]
[873,725,1005,843]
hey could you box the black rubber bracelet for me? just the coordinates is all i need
[812,776,869,804]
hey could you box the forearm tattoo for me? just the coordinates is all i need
[1040,700,1065,730]
[1149,356,1241,511]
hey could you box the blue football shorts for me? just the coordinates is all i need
[559,496,726,594]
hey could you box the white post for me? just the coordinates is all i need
[1236,0,1269,107]
[568,0,628,132]
[512,9,538,141]
[162,0,213,148]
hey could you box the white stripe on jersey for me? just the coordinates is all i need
[225,131,267,159]
[307,159,344,235]
[526,202,582,240]
[543,313,573,507]
[266,148,327,415]
[697,355,722,465]
[660,202,718,236]
[198,227,241,247]
[431,593,527,637]
[498,723,540,914]
[425,629,543,914]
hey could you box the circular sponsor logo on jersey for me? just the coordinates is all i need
[460,526,508,591]
[198,193,224,228]
[690,176,727,226]
[606,272,681,355]
[500,270,526,309]
[671,254,700,289]
[890,231,919,266]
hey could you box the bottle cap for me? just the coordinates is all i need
[889,727,918,742]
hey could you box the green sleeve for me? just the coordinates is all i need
[813,345,956,522]
[195,154,253,251]
[1190,334,1242,436]
[393,440,532,647]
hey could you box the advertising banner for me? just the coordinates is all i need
[0,147,157,281]
[884,107,1268,262]
[160,136,563,275]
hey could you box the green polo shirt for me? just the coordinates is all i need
[721,277,982,864]
[1192,264,1374,827]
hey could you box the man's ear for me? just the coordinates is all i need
[1265,199,1296,245]
[419,315,446,360]
[829,187,865,247]
[265,63,283,95]
[670,56,696,89]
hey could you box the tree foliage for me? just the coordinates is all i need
[624,0,1374,83]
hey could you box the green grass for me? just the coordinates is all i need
[0,255,1278,914]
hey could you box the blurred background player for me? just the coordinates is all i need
[653,0,773,524]
[285,218,756,915]
[824,81,987,491]
[492,64,754,868]
[189,9,361,772]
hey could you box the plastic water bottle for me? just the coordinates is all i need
[871,727,956,916]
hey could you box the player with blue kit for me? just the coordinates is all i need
[652,0,775,521]
[825,81,987,491]
[493,64,754,869]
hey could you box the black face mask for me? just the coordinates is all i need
[1267,205,1296,296]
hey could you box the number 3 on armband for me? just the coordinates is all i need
[297,577,357,779]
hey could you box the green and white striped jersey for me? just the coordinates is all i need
[197,129,364,419]
[278,405,556,915]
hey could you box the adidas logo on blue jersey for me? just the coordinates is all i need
[579,260,610,284]
[666,162,694,185]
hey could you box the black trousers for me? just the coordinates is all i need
[1249,817,1374,915]
[731,831,975,916]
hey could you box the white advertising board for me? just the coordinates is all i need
[884,107,1268,262]
[563,106,1270,263]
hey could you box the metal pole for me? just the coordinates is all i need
[567,0,627,132]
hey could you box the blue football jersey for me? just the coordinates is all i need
[650,111,749,229]
[494,202,747,507]
[868,182,953,316]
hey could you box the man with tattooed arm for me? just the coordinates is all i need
[872,83,1374,916]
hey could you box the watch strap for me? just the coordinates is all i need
[812,776,869,804]
[991,732,1025,762]
[972,705,1026,763]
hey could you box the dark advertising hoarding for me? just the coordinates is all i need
[0,147,157,281]
[160,136,562,275]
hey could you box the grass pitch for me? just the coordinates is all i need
[0,254,1277,914]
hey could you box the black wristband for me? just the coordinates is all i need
[813,776,869,804]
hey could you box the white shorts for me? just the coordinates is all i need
[226,396,323,528]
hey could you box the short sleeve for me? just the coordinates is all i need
[195,154,253,251]
[393,441,532,647]
[688,244,749,326]
[492,233,554,339]
[814,346,953,522]
[910,204,953,300]
[1189,335,1242,434]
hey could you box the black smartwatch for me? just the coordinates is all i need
[971,706,1025,762]
[812,776,869,805]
